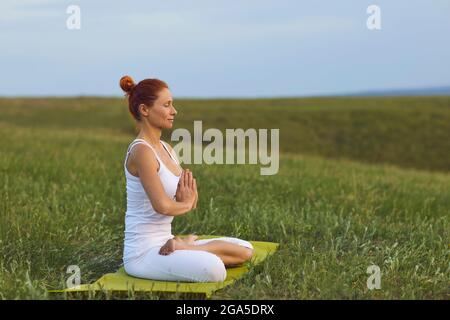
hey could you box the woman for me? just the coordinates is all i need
[120,75,254,282]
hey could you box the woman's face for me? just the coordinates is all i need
[140,87,177,129]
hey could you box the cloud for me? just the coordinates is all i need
[0,0,449,97]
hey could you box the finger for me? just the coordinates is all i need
[184,169,189,188]
[188,171,193,189]
[193,180,198,208]
[180,170,186,188]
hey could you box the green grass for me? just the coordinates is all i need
[0,97,448,299]
[1,96,450,171]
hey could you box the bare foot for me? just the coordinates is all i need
[159,237,189,255]
[182,234,199,245]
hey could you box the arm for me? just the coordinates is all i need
[133,144,194,216]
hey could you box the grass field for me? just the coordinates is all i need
[2,96,450,171]
[0,97,448,299]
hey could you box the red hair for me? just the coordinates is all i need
[119,75,169,121]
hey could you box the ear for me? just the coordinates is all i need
[139,103,149,117]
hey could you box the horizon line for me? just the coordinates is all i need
[1,85,450,100]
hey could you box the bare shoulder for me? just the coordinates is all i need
[128,143,160,174]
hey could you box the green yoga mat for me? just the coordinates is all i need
[48,235,279,298]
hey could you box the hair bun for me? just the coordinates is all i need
[120,75,135,94]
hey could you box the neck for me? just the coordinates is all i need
[137,121,162,146]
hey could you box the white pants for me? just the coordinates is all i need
[124,237,254,282]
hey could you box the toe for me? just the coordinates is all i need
[244,248,253,261]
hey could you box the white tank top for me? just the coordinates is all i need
[122,138,182,265]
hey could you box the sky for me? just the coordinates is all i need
[1,0,449,98]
